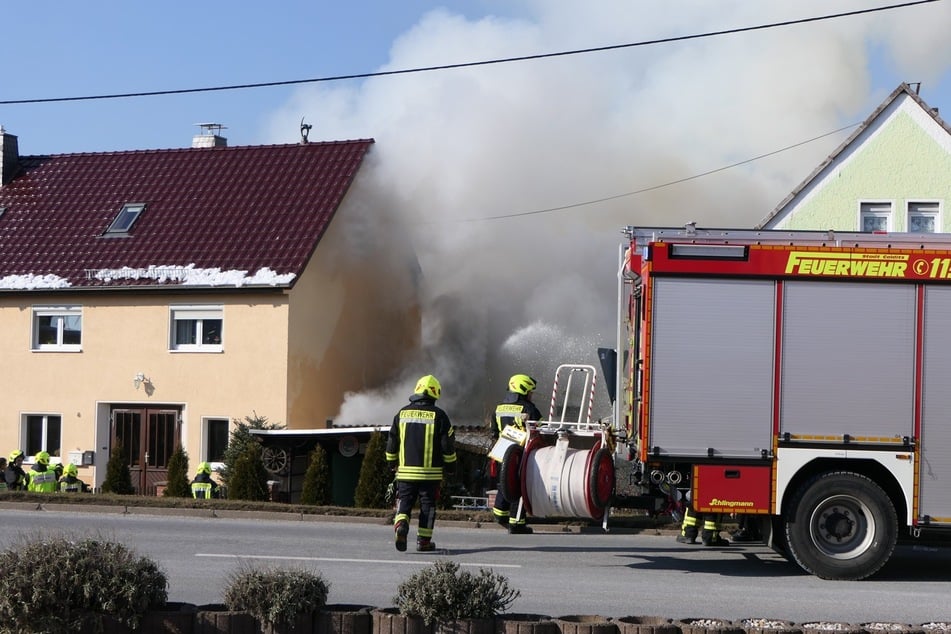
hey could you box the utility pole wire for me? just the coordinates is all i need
[0,0,938,106]
[456,123,859,222]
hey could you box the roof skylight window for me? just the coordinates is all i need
[105,203,146,234]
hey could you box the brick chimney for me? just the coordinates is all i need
[0,125,20,186]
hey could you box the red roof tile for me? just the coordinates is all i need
[0,139,374,291]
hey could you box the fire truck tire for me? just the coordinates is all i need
[785,471,897,581]
[497,445,523,502]
[588,448,616,510]
[768,515,789,559]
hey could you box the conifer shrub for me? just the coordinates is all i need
[224,563,329,627]
[393,560,519,626]
[300,444,332,505]
[0,535,168,633]
[228,444,270,501]
[163,445,191,498]
[354,430,390,508]
[220,412,283,488]
[101,445,135,494]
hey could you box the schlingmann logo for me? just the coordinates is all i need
[709,498,755,507]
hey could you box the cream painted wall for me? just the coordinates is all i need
[285,199,421,428]
[0,291,290,487]
[771,95,951,231]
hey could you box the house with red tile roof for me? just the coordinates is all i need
[0,126,421,493]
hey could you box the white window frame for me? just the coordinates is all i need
[859,201,893,232]
[908,201,941,233]
[202,416,230,469]
[31,305,82,351]
[169,305,223,352]
[22,413,62,463]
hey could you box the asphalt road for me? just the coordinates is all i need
[0,507,949,625]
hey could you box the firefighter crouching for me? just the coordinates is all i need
[190,462,221,499]
[59,463,90,493]
[386,374,457,553]
[491,373,542,534]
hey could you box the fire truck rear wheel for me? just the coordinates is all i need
[498,445,523,502]
[785,471,897,581]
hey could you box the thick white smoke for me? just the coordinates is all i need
[265,1,951,425]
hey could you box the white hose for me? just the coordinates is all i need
[523,442,599,519]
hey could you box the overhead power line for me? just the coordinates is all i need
[462,123,859,223]
[0,0,938,106]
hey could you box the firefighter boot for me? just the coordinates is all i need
[508,522,533,535]
[416,538,436,552]
[394,520,409,552]
[701,530,731,547]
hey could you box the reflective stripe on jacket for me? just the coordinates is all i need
[28,468,57,493]
[191,482,213,499]
[385,395,457,481]
[493,392,543,438]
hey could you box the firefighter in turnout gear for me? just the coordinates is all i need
[190,462,220,499]
[59,463,90,493]
[385,375,457,552]
[677,502,729,546]
[492,374,542,534]
[27,451,58,493]
[5,450,27,490]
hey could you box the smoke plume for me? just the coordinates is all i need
[264,1,951,425]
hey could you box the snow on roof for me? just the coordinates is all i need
[86,265,295,287]
[0,274,72,290]
[0,139,374,291]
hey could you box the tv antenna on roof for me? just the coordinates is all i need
[195,122,227,136]
[300,117,312,144]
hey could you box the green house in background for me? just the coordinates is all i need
[759,83,951,232]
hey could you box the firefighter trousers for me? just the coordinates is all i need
[393,480,440,540]
[492,490,527,527]
[681,505,722,544]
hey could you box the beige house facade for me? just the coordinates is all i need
[0,128,420,492]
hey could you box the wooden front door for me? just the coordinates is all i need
[111,408,181,494]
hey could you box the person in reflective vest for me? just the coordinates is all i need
[491,373,542,534]
[5,451,27,491]
[385,375,457,553]
[190,462,220,499]
[59,463,90,493]
[27,451,58,493]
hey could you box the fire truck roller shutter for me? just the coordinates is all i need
[649,277,774,458]
[919,285,951,521]
[780,281,915,440]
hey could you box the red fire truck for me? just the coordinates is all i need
[614,224,951,580]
